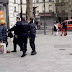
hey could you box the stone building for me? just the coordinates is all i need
[55,0,72,22]
[0,0,21,29]
[22,0,56,26]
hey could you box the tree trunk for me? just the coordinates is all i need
[68,0,72,19]
[26,0,33,21]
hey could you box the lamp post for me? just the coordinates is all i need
[44,0,46,35]
[20,0,22,20]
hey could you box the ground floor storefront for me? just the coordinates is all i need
[37,12,56,26]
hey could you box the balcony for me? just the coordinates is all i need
[0,0,8,4]
[55,2,65,6]
[39,12,55,16]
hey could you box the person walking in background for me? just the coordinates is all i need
[65,22,67,36]
[38,22,40,29]
[60,22,67,36]
[53,21,59,36]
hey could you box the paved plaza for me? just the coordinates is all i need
[0,32,72,72]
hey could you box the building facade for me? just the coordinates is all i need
[22,0,56,26]
[0,0,57,28]
[8,0,21,28]
[55,0,72,22]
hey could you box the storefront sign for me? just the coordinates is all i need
[0,11,4,20]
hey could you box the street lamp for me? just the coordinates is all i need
[20,0,22,20]
[44,0,46,35]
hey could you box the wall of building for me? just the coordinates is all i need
[55,0,72,22]
[0,0,57,28]
[8,0,20,28]
[32,0,56,25]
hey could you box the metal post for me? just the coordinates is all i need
[20,0,22,20]
[34,0,36,23]
[44,0,46,35]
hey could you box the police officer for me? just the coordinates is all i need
[9,17,27,57]
[28,17,37,55]
[21,18,29,53]
[9,17,21,52]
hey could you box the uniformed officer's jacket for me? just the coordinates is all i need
[9,20,29,38]
[19,20,29,37]
[28,22,36,38]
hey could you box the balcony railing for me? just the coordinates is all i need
[55,2,65,6]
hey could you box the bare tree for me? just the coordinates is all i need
[26,0,33,21]
[55,0,72,21]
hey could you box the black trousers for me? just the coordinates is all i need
[13,37,18,51]
[13,36,28,53]
[13,43,17,51]
[17,38,26,53]
[22,37,28,52]
[29,37,35,51]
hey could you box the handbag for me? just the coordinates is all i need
[0,43,6,54]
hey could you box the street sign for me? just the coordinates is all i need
[0,11,4,20]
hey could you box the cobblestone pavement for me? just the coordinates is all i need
[0,34,72,72]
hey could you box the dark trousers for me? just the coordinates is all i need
[13,36,28,54]
[17,38,25,53]
[13,43,17,51]
[23,37,28,53]
[13,37,25,54]
[13,37,18,51]
[29,37,35,51]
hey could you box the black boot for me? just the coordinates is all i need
[21,52,26,57]
[31,51,37,55]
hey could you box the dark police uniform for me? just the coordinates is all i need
[9,21,29,57]
[20,20,29,53]
[9,21,21,52]
[28,21,37,55]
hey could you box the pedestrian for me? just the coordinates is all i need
[0,20,7,43]
[53,21,59,36]
[0,20,7,47]
[28,17,37,55]
[0,20,10,53]
[60,22,67,36]
[38,22,40,29]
